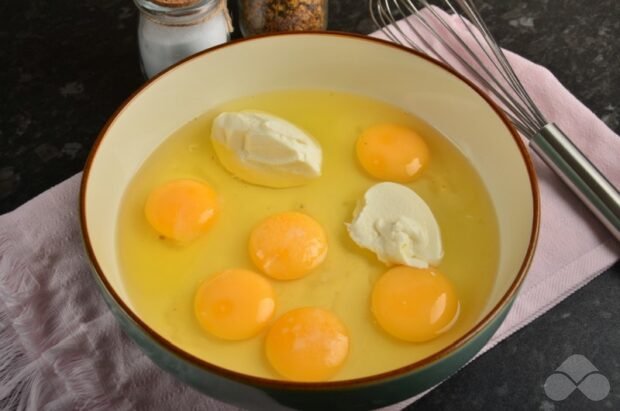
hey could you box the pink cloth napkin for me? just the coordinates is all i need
[1,8,619,411]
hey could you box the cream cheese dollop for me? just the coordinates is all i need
[210,111,322,188]
[346,182,443,268]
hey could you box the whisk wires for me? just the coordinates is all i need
[369,0,548,137]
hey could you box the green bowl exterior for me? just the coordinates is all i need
[89,258,514,411]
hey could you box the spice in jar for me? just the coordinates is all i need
[239,0,328,37]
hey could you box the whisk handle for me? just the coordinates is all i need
[531,123,620,241]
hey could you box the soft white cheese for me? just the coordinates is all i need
[346,182,443,268]
[210,111,322,188]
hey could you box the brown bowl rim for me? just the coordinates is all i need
[80,31,540,390]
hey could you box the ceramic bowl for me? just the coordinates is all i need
[80,32,539,410]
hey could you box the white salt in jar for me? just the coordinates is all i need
[134,0,232,79]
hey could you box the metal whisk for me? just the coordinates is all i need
[370,0,620,241]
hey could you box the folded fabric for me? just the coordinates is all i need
[1,7,618,411]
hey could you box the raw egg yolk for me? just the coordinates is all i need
[265,307,349,382]
[371,266,459,343]
[249,212,328,280]
[144,179,219,242]
[356,124,430,182]
[194,269,275,340]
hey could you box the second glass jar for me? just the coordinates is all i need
[238,0,328,37]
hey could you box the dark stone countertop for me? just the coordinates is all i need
[1,0,619,410]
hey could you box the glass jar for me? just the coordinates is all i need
[134,0,232,79]
[238,0,328,37]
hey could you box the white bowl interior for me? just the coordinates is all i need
[84,34,535,327]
